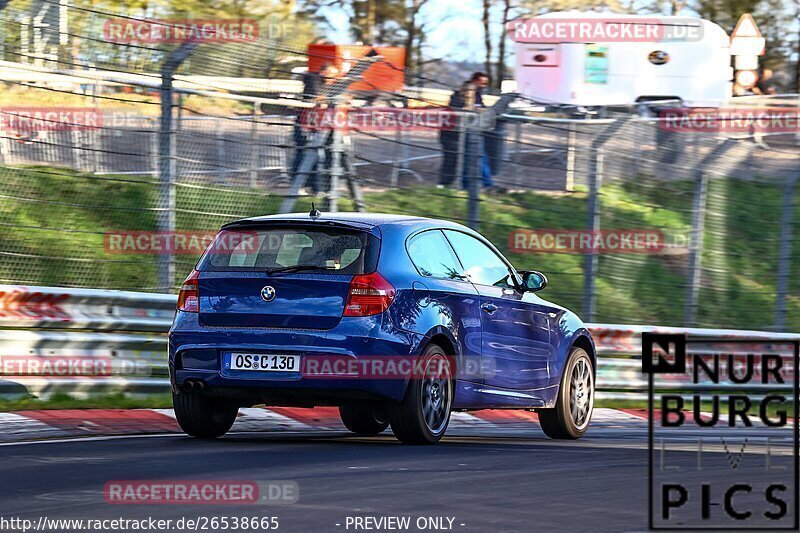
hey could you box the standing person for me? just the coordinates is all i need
[751,68,776,147]
[316,63,346,197]
[438,72,495,191]
[291,63,339,195]
[483,118,507,190]
[753,68,777,96]
[732,80,754,96]
[301,65,324,101]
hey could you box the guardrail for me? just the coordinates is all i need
[1,284,796,400]
[591,324,797,401]
[0,60,456,108]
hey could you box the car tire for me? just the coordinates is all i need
[539,346,594,440]
[339,405,390,435]
[172,392,238,439]
[389,344,453,445]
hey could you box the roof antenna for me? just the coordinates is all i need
[309,202,321,220]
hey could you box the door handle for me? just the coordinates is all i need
[481,303,498,314]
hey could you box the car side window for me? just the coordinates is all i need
[443,230,514,288]
[406,230,465,280]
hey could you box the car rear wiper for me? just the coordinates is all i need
[266,265,338,275]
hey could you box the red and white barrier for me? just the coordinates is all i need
[0,285,797,399]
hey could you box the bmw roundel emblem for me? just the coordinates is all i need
[260,286,276,302]
[648,50,670,65]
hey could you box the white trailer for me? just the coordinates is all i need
[511,12,733,107]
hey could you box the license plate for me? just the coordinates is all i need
[227,353,300,372]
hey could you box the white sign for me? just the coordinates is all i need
[729,13,765,56]
[735,69,758,89]
[734,55,759,70]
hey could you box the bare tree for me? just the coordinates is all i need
[495,0,514,89]
[403,0,429,70]
[795,1,800,92]
[668,0,688,13]
[482,0,494,80]
[648,0,689,14]
[517,0,627,13]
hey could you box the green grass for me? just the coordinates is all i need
[0,392,172,411]
[1,165,798,329]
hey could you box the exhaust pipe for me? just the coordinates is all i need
[182,380,206,392]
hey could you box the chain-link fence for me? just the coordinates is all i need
[1,0,799,331]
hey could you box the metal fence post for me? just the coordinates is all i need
[583,150,604,321]
[454,112,467,196]
[0,0,9,166]
[632,119,640,177]
[774,171,799,331]
[0,131,9,165]
[389,126,412,187]
[565,123,576,192]
[326,99,344,213]
[0,2,6,62]
[580,118,627,320]
[70,129,82,172]
[464,115,481,230]
[0,0,12,154]
[327,132,342,213]
[175,93,183,182]
[158,43,197,292]
[249,108,259,188]
[684,171,709,327]
[149,120,158,177]
[20,14,29,64]
[683,139,737,327]
[158,75,176,292]
[215,117,226,184]
[90,128,98,173]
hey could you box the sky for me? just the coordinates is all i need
[318,0,514,63]
[317,0,799,66]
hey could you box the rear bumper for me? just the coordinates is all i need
[169,311,421,404]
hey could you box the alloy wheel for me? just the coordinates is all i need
[420,355,452,435]
[568,356,594,431]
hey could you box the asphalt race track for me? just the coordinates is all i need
[1,418,795,532]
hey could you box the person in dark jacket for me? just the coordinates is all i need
[753,68,777,96]
[291,63,338,195]
[438,72,496,190]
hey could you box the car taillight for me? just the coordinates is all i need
[177,270,200,312]
[343,272,395,317]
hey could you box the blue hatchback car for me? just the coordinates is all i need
[169,212,596,444]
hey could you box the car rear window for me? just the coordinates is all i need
[196,225,379,274]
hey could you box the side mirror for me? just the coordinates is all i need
[520,270,548,292]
